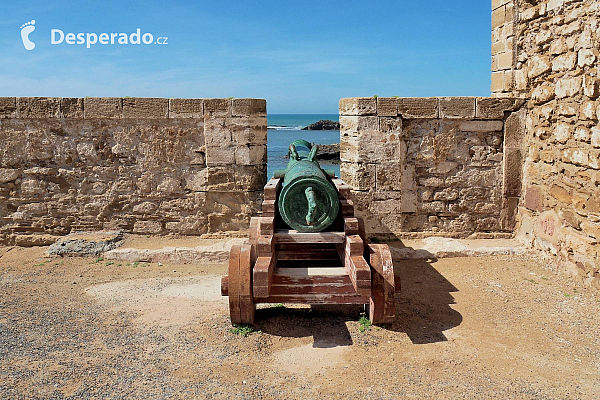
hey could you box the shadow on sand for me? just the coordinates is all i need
[255,241,462,346]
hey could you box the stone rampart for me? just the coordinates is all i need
[340,96,524,238]
[0,97,266,244]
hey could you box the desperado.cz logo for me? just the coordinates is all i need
[20,20,168,50]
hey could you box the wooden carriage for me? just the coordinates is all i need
[221,177,397,325]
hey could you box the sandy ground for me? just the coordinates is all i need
[1,244,599,399]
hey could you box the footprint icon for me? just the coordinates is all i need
[20,20,35,50]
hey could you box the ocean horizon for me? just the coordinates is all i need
[267,114,340,178]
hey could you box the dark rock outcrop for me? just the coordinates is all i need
[302,120,340,130]
[284,143,340,164]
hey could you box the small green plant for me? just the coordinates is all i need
[563,293,571,297]
[358,314,371,333]
[274,303,285,308]
[541,276,548,280]
[95,257,104,263]
[373,95,378,99]
[229,324,254,337]
[524,278,538,284]
[145,235,150,238]
[105,261,114,266]
[132,262,139,268]
[392,95,399,98]
[116,263,123,267]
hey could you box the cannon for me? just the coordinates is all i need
[221,140,397,325]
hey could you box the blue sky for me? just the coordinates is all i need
[1,1,492,113]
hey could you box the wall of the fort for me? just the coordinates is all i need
[339,96,525,238]
[491,0,600,285]
[0,97,267,244]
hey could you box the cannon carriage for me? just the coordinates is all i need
[221,140,397,325]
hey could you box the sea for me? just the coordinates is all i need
[267,114,340,178]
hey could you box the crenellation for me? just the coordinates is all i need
[0,98,266,242]
[340,96,522,238]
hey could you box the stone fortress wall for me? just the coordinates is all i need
[492,0,600,285]
[339,97,525,238]
[0,97,266,245]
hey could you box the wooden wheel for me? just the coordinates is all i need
[368,244,396,325]
[228,244,256,325]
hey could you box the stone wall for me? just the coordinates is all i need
[0,97,267,244]
[495,0,600,286]
[339,96,524,238]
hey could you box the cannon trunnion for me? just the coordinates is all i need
[221,141,398,325]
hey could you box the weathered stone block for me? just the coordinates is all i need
[528,55,551,78]
[592,126,600,148]
[206,146,235,166]
[492,5,506,29]
[583,75,599,99]
[61,98,84,118]
[578,48,598,68]
[504,108,526,148]
[554,123,571,143]
[123,98,168,118]
[230,116,267,145]
[339,116,378,137]
[204,99,231,117]
[459,120,504,133]
[552,52,577,72]
[165,216,208,235]
[376,98,398,116]
[401,191,418,213]
[375,164,402,191]
[0,97,18,118]
[18,97,61,118]
[503,147,522,197]
[341,133,405,164]
[524,185,543,212]
[169,98,203,118]
[206,167,236,191]
[496,51,514,70]
[421,201,446,214]
[0,168,20,183]
[183,169,208,191]
[232,99,266,117]
[84,98,122,118]
[439,97,475,118]
[234,165,267,191]
[531,86,555,104]
[476,97,524,119]
[397,97,438,118]
[500,196,519,231]
[234,145,266,165]
[555,77,582,98]
[379,117,403,136]
[340,163,376,191]
[204,117,232,146]
[491,71,505,92]
[339,98,376,116]
[133,220,163,234]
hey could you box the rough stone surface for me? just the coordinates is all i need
[491,0,600,285]
[0,97,267,243]
[48,231,124,256]
[103,238,244,264]
[340,97,522,237]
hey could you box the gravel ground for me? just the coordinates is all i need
[0,245,598,399]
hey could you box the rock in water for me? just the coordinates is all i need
[283,143,340,164]
[302,120,340,130]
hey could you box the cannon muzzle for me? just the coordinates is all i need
[274,140,339,232]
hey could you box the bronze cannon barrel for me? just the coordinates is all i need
[274,140,339,232]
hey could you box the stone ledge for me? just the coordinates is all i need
[0,97,266,119]
[339,96,525,120]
